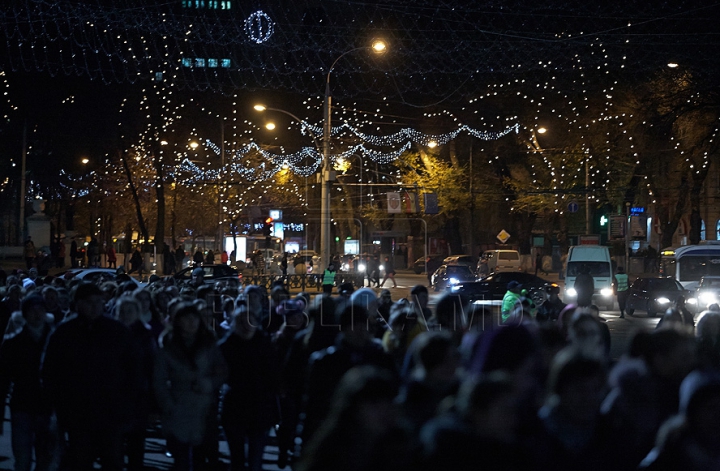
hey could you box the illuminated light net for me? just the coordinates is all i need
[0,1,717,99]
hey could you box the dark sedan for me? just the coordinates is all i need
[450,272,549,306]
[626,277,689,317]
[430,264,476,291]
[174,264,242,286]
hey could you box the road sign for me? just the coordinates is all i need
[496,229,511,244]
[568,201,579,213]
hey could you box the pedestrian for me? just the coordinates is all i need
[281,252,288,276]
[24,237,36,270]
[153,302,227,471]
[380,256,397,288]
[114,297,157,471]
[535,249,544,276]
[162,244,174,275]
[41,283,141,471]
[574,264,595,307]
[205,249,215,265]
[0,294,59,471]
[175,245,186,272]
[221,250,229,265]
[536,283,566,322]
[613,267,630,318]
[218,303,279,471]
[106,244,117,269]
[501,281,523,324]
[70,239,78,269]
[193,248,204,268]
[128,247,144,277]
[87,237,99,267]
[255,251,266,275]
[50,237,60,269]
[321,263,336,295]
[57,238,66,268]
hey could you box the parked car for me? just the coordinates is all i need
[689,275,720,311]
[625,276,690,317]
[451,271,549,306]
[430,264,476,291]
[174,264,242,286]
[61,268,144,287]
[412,255,444,274]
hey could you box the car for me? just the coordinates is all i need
[687,275,720,312]
[61,268,144,287]
[430,264,476,291]
[443,255,475,268]
[411,255,444,274]
[625,277,690,317]
[174,264,242,286]
[451,271,549,306]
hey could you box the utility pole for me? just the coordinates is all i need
[469,141,474,259]
[19,120,27,243]
[585,156,591,235]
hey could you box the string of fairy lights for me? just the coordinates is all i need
[0,0,717,238]
[0,0,716,99]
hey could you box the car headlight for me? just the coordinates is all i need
[358,264,366,272]
[451,285,461,292]
[699,292,717,306]
[449,277,459,285]
[566,287,577,297]
[601,288,613,297]
[656,297,670,305]
[687,298,698,305]
[379,265,385,271]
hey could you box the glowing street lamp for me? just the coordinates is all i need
[255,39,388,266]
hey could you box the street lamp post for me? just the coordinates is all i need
[254,40,386,266]
[320,40,386,268]
[219,120,226,255]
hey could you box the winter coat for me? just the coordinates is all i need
[218,331,279,431]
[0,323,53,415]
[153,334,227,445]
[41,314,141,433]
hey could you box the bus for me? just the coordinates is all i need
[660,241,720,289]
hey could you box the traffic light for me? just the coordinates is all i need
[263,217,273,237]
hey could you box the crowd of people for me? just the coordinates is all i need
[0,265,718,471]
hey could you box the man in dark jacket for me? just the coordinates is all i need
[0,294,58,471]
[41,283,141,471]
[574,264,595,307]
[218,304,279,471]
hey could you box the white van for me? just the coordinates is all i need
[478,250,521,274]
[564,245,614,310]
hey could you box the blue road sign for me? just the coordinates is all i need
[568,201,579,213]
